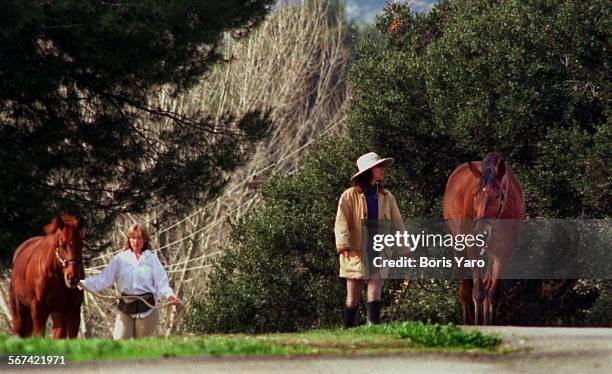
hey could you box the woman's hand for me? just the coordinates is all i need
[339,249,355,258]
[168,294,181,305]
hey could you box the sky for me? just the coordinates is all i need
[344,0,437,23]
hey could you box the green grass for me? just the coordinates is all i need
[0,322,502,362]
[355,321,501,348]
[0,335,315,362]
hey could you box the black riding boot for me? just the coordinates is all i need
[342,306,358,328]
[366,301,381,325]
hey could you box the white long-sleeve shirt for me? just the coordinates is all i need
[82,249,174,318]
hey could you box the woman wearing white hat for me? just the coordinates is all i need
[335,152,403,327]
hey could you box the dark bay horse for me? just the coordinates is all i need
[443,153,525,325]
[8,214,86,338]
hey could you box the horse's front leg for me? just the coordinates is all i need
[31,302,49,337]
[459,279,473,325]
[483,260,494,325]
[472,271,484,325]
[64,309,81,339]
[485,257,504,325]
[484,281,497,325]
[483,292,492,325]
[51,312,67,339]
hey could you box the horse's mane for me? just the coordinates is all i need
[479,152,502,189]
[44,214,82,236]
[59,214,80,227]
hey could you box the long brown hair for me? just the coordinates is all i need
[352,169,383,192]
[123,224,152,251]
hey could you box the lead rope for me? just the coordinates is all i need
[80,284,187,326]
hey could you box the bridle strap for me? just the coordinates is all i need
[474,186,506,222]
[55,245,82,268]
[473,188,506,255]
[494,188,506,221]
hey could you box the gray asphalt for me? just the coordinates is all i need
[5,326,611,373]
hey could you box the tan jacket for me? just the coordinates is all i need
[334,185,403,279]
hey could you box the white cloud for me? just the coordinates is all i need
[344,1,436,23]
[405,0,435,13]
[344,2,364,21]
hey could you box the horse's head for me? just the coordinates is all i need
[468,153,507,239]
[45,215,86,289]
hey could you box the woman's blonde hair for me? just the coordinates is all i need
[123,224,151,251]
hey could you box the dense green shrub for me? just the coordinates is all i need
[382,280,462,325]
[184,139,354,333]
[581,280,612,326]
[187,0,609,332]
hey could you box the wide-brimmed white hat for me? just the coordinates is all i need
[351,152,394,180]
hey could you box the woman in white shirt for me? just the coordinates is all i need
[80,224,180,339]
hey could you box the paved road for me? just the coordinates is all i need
[7,326,612,373]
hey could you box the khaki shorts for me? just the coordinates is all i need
[112,308,159,340]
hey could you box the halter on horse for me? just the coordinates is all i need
[9,214,86,338]
[55,243,83,281]
[443,153,525,325]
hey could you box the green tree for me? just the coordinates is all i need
[0,0,274,262]
[187,0,610,332]
[352,0,609,217]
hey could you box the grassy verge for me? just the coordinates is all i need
[0,321,502,362]
[355,321,501,349]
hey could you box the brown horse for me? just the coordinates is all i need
[8,214,86,338]
[443,153,525,325]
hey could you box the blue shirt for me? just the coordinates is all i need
[365,185,378,220]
